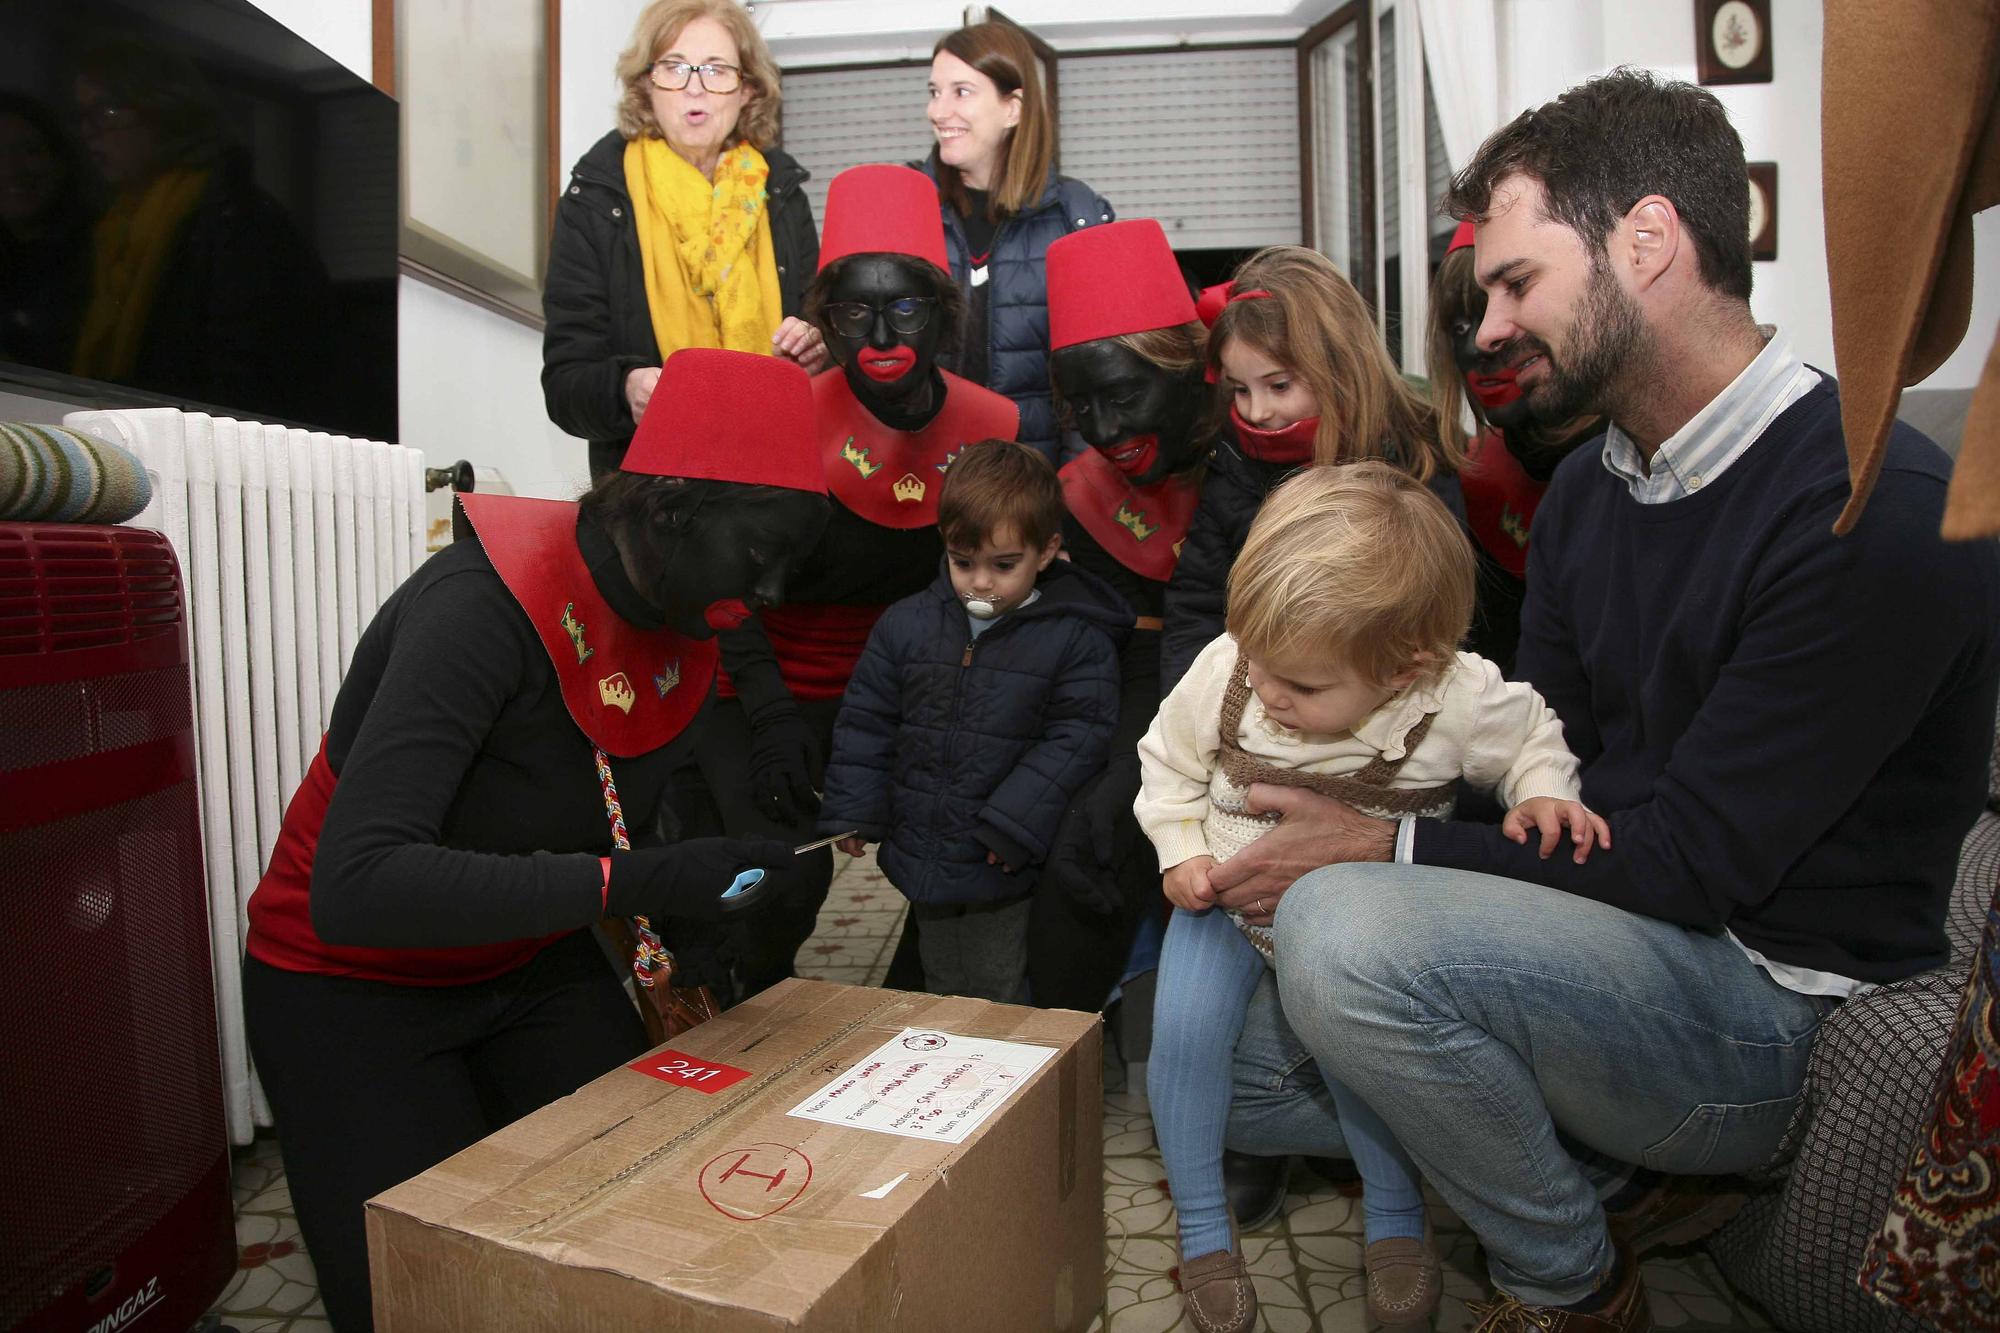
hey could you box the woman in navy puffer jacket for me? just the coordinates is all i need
[922,21,1113,465]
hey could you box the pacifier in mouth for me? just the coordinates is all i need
[963,594,1000,620]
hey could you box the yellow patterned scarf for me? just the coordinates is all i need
[623,138,782,359]
[72,167,211,380]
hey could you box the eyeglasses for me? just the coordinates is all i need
[823,297,939,340]
[649,60,743,93]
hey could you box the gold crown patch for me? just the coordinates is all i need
[1501,506,1530,548]
[598,672,636,714]
[654,658,681,697]
[841,437,880,478]
[1115,502,1159,542]
[560,602,594,664]
[892,472,926,504]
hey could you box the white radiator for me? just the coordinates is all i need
[63,407,428,1145]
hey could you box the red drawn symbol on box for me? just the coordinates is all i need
[698,1143,813,1221]
[627,1049,752,1094]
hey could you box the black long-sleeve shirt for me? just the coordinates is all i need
[301,517,705,952]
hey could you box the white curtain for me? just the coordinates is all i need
[1414,0,1502,175]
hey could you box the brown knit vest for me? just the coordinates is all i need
[1216,657,1459,818]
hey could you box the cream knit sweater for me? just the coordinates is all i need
[1135,634,1583,957]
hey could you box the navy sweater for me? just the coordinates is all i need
[1417,382,2000,982]
[820,559,1130,905]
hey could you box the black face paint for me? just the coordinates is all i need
[1050,339,1206,485]
[637,488,830,639]
[1447,286,1538,433]
[824,254,946,416]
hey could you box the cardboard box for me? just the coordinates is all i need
[367,979,1103,1331]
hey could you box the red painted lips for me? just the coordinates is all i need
[857,346,918,382]
[704,599,752,630]
[1466,366,1524,409]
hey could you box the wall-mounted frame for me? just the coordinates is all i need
[373,0,561,328]
[1695,0,1773,86]
[1746,161,1778,261]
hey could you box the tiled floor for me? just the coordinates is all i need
[209,850,1772,1331]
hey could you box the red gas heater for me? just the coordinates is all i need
[0,522,236,1332]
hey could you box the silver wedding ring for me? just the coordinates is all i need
[1256,897,1268,914]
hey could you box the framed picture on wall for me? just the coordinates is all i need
[1695,0,1774,85]
[376,0,562,325]
[1747,162,1778,261]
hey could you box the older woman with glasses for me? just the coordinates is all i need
[543,0,825,478]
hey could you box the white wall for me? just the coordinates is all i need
[1596,0,1995,393]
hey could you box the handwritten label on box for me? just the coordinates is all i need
[785,1028,1058,1144]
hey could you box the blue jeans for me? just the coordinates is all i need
[1150,905,1428,1257]
[1226,863,1831,1306]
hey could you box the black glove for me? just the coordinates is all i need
[606,837,792,921]
[747,704,820,825]
[1045,758,1142,916]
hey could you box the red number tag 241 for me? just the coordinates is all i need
[629,1049,752,1094]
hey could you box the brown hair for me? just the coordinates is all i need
[1206,246,1456,481]
[1225,461,1475,686]
[931,22,1054,220]
[937,438,1063,552]
[1442,68,1752,301]
[1049,320,1207,431]
[1425,245,1482,457]
[615,0,783,149]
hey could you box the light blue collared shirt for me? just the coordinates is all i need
[1597,328,1820,503]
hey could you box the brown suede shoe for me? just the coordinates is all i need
[1605,1177,1748,1258]
[1466,1244,1654,1332]
[1178,1246,1257,1333]
[1364,1227,1441,1328]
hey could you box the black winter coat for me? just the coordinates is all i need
[1160,430,1301,694]
[542,130,818,476]
[820,559,1131,905]
[917,157,1113,466]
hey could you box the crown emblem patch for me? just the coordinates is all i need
[598,673,636,714]
[841,437,880,478]
[1501,506,1530,549]
[654,658,681,697]
[1115,503,1159,542]
[892,473,926,504]
[935,445,965,474]
[560,602,594,663]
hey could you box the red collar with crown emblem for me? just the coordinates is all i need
[459,493,717,757]
[814,368,1020,528]
[1059,448,1201,583]
[1459,428,1548,580]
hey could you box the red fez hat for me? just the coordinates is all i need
[622,348,825,493]
[1447,219,1476,254]
[816,164,950,273]
[1046,219,1199,350]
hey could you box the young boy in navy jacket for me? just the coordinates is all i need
[821,438,1131,1001]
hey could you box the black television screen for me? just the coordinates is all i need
[0,0,398,441]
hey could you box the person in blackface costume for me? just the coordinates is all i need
[1427,220,1601,671]
[669,164,1019,1004]
[1029,218,1210,1013]
[239,348,828,1333]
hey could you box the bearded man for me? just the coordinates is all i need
[1200,69,2000,1329]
